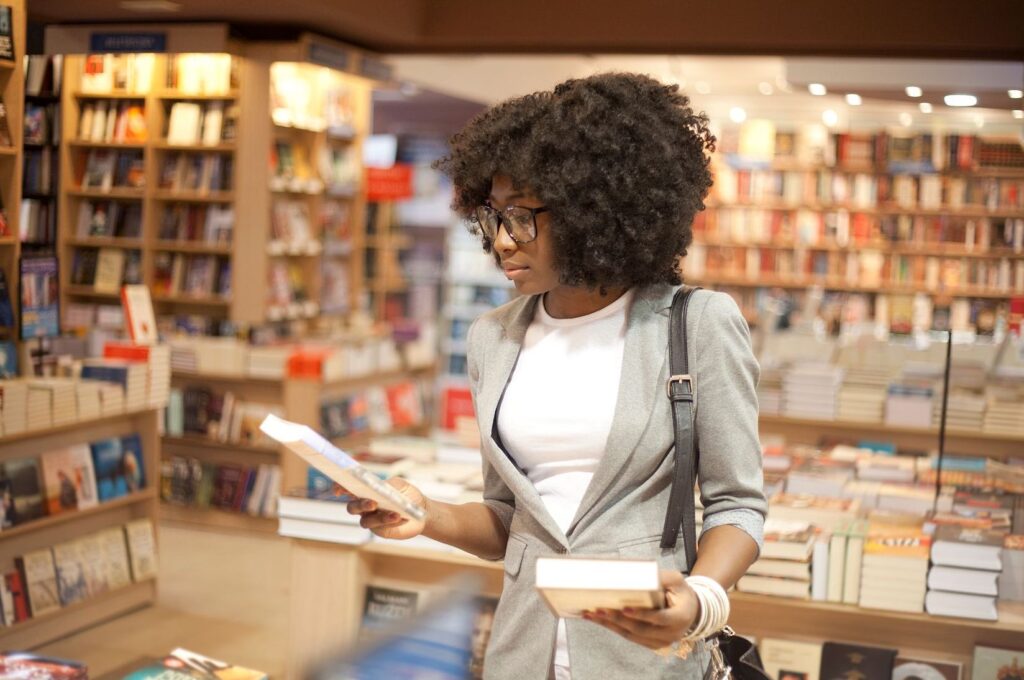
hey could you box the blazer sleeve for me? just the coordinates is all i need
[692,292,768,550]
[466,319,516,537]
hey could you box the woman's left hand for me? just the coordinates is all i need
[583,570,699,650]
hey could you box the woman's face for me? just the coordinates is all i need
[488,174,560,296]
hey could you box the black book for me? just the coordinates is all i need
[820,642,896,680]
[0,269,14,328]
[0,6,13,61]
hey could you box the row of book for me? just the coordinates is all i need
[77,149,145,191]
[18,198,56,244]
[319,381,428,439]
[74,199,143,239]
[270,199,318,250]
[165,100,238,147]
[23,146,56,196]
[161,456,280,518]
[714,165,1024,212]
[0,432,146,528]
[80,54,156,95]
[24,54,62,98]
[152,253,231,299]
[695,206,1024,253]
[688,243,1024,294]
[24,101,58,147]
[158,152,234,193]
[269,61,357,135]
[158,203,234,245]
[71,247,143,292]
[79,54,238,96]
[3,519,157,627]
[267,261,316,320]
[76,100,146,144]
[165,385,282,449]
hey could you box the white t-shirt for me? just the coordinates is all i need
[496,289,633,671]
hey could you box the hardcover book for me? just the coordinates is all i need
[125,518,158,581]
[16,547,62,617]
[40,444,99,514]
[892,655,962,680]
[97,526,133,590]
[4,457,46,524]
[52,539,89,606]
[362,584,421,634]
[820,641,896,680]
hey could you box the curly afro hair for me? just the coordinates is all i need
[435,72,716,288]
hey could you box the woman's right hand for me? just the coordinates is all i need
[346,477,427,541]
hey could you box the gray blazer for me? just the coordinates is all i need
[466,284,768,679]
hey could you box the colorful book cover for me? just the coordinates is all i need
[4,570,28,623]
[4,457,45,525]
[125,518,158,582]
[97,526,133,590]
[0,653,87,680]
[972,646,1024,680]
[52,539,89,607]
[90,437,127,501]
[16,547,61,617]
[40,445,100,514]
[893,655,962,680]
[820,642,896,680]
[0,340,17,378]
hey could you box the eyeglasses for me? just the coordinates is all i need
[470,205,549,244]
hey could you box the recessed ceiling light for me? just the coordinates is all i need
[119,0,182,10]
[845,94,862,106]
[945,94,978,107]
[822,109,838,127]
[1009,89,1023,99]
[695,81,711,95]
[758,82,774,96]
[729,107,747,123]
[919,102,933,113]
[808,83,827,96]
[899,112,913,127]
[1013,110,1024,119]
[905,86,923,98]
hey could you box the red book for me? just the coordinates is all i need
[5,571,28,623]
[441,385,474,431]
[286,349,330,379]
[385,383,421,428]
[103,342,151,362]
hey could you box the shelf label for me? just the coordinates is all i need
[308,42,351,72]
[89,32,168,53]
[359,55,393,82]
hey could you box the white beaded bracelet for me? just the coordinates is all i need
[680,575,730,641]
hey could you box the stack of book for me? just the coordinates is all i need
[81,359,148,412]
[737,520,815,599]
[0,381,28,434]
[926,525,1004,620]
[786,457,855,497]
[783,362,843,420]
[1002,535,1024,602]
[277,492,372,544]
[28,380,78,427]
[75,381,102,421]
[884,382,934,428]
[757,363,784,416]
[983,384,1024,436]
[27,387,53,430]
[103,342,172,409]
[97,382,125,415]
[858,513,930,613]
[933,388,986,431]
[837,367,891,423]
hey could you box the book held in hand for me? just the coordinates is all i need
[534,556,664,618]
[258,414,425,522]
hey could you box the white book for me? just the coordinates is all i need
[124,518,158,581]
[90,101,108,142]
[166,102,202,146]
[827,530,846,602]
[259,414,425,522]
[928,565,999,597]
[925,590,997,621]
[278,495,360,525]
[812,532,830,601]
[201,101,224,146]
[277,516,372,545]
[535,557,664,618]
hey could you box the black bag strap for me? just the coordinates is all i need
[659,285,701,573]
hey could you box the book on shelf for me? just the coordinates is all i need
[820,642,896,680]
[158,152,233,193]
[19,198,57,244]
[931,525,1004,571]
[75,200,143,239]
[52,539,91,607]
[3,570,28,624]
[94,247,127,293]
[166,53,236,95]
[77,100,147,144]
[1002,535,1024,602]
[16,548,61,618]
[972,646,1024,680]
[40,445,100,514]
[892,656,962,680]
[124,518,157,581]
[2,456,45,525]
[24,102,53,145]
[534,557,664,618]
[25,55,63,97]
[80,54,155,95]
[122,284,157,345]
[90,434,146,501]
[759,638,822,680]
[0,7,12,62]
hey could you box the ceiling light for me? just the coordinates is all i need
[822,109,838,127]
[919,102,933,113]
[758,82,774,96]
[808,83,827,96]
[1009,89,1023,99]
[729,107,747,123]
[905,86,923,98]
[695,81,711,95]
[119,0,182,10]
[945,94,978,107]
[899,112,913,127]
[845,94,862,106]
[1013,110,1024,119]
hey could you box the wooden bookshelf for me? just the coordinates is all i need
[695,238,1021,260]
[0,0,25,351]
[687,274,1019,300]
[758,414,1024,459]
[0,406,161,649]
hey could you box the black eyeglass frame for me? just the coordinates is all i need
[471,205,550,244]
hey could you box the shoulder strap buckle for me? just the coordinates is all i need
[666,374,694,401]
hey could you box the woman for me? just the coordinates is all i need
[349,72,767,679]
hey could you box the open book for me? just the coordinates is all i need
[259,414,426,522]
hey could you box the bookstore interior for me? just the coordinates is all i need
[0,2,1018,679]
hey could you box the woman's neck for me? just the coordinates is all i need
[543,285,630,319]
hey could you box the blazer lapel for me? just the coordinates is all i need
[567,285,676,538]
[476,295,570,549]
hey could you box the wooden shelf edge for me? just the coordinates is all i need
[689,276,1023,299]
[151,294,231,306]
[0,408,158,446]
[159,503,279,535]
[0,489,158,542]
[151,191,235,203]
[759,413,1024,447]
[162,435,280,456]
[68,140,147,149]
[0,580,156,649]
[66,238,145,249]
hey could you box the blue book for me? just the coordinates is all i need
[90,437,127,501]
[0,341,16,378]
[120,433,146,493]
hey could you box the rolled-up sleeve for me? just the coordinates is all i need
[467,320,516,538]
[692,292,768,551]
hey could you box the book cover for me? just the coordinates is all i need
[362,584,420,634]
[820,642,896,680]
[90,437,129,501]
[121,433,146,493]
[94,248,127,293]
[972,646,1024,680]
[52,539,89,606]
[0,653,87,680]
[115,649,266,680]
[0,571,13,625]
[0,268,16,328]
[97,526,133,590]
[4,570,28,623]
[760,638,822,680]
[77,532,110,597]
[0,6,13,61]
[4,457,45,524]
[16,547,62,617]
[40,444,100,514]
[125,518,158,581]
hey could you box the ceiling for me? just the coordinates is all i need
[30,0,1024,59]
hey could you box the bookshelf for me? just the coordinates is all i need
[0,0,24,355]
[282,538,1024,679]
[22,55,62,248]
[0,406,161,650]
[52,40,376,330]
[161,363,436,534]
